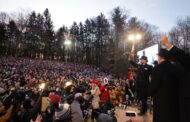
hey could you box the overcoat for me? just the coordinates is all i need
[148,61,179,122]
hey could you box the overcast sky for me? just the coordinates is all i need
[0,0,190,32]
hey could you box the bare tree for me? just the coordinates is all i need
[169,16,190,52]
[0,12,10,23]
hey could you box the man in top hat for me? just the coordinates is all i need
[148,49,182,122]
[160,36,190,122]
[130,55,153,115]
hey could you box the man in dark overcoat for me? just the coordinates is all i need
[148,49,181,122]
[130,56,153,115]
[160,36,190,122]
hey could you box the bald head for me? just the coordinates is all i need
[160,36,173,50]
[160,36,169,44]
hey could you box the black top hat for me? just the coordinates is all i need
[140,56,148,60]
[157,49,169,59]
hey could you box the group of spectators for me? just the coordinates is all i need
[0,57,137,122]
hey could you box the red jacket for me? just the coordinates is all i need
[100,85,109,102]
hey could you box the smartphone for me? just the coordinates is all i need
[126,111,136,117]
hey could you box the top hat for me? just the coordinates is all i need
[157,49,169,59]
[140,56,148,61]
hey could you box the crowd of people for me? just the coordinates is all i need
[0,57,137,122]
[1,36,190,122]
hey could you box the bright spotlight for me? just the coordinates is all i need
[128,35,135,41]
[136,34,142,40]
[64,40,71,46]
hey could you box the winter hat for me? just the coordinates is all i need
[54,103,71,121]
[103,77,109,85]
[90,79,101,87]
[74,93,82,99]
[49,94,61,107]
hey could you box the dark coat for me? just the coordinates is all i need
[168,46,190,97]
[168,46,190,122]
[148,61,180,122]
[131,61,153,100]
[21,96,42,122]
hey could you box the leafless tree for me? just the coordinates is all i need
[169,16,190,52]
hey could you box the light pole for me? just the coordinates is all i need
[64,39,71,63]
[128,33,142,60]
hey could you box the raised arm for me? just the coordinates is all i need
[160,36,190,71]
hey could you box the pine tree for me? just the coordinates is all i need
[0,22,7,55]
[84,19,92,64]
[111,7,128,74]
[111,7,128,61]
[35,13,45,58]
[70,22,79,62]
[95,13,110,66]
[25,11,38,58]
[78,22,85,63]
[55,26,67,60]
[7,20,20,56]
[43,8,55,59]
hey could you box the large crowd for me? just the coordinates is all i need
[0,57,137,122]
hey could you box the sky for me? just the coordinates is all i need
[0,0,190,32]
